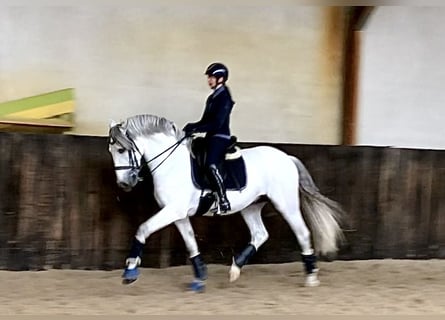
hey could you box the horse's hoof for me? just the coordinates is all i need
[122,278,138,285]
[188,280,205,293]
[229,264,241,282]
[122,267,140,285]
[304,273,320,287]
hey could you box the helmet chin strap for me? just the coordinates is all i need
[210,78,224,90]
[214,78,225,89]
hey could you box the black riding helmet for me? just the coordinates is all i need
[205,62,229,81]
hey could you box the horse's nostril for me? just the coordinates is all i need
[118,182,129,189]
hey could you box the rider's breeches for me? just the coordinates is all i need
[205,135,230,168]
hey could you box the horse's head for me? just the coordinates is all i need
[108,120,144,192]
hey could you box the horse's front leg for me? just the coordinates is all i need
[122,205,185,284]
[174,218,207,293]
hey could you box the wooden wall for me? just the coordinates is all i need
[0,132,444,271]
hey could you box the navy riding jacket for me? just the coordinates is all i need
[185,85,234,137]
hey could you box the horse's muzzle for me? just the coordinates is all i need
[117,172,138,191]
[117,181,133,192]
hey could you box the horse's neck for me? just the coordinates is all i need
[138,133,194,206]
[138,133,189,179]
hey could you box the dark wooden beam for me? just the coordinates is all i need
[341,7,375,145]
[352,6,375,30]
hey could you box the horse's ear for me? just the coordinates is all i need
[109,119,118,128]
[171,122,178,133]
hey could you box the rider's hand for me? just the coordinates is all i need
[183,130,195,138]
[182,123,195,133]
[183,124,197,137]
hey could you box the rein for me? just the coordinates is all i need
[113,134,187,175]
[145,135,187,174]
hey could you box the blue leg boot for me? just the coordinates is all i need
[122,238,144,285]
[188,254,208,293]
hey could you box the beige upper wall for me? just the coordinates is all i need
[357,7,445,150]
[0,4,346,144]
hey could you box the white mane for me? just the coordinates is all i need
[109,114,182,149]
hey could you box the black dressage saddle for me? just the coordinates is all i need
[189,136,247,215]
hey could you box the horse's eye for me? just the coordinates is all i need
[118,148,126,154]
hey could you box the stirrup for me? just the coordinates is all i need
[219,199,231,213]
[211,200,230,216]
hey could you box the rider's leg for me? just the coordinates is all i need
[206,136,231,212]
[207,164,230,212]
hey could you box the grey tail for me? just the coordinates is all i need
[289,156,346,255]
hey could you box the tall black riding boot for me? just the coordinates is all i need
[208,165,231,212]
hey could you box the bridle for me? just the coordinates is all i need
[110,132,187,175]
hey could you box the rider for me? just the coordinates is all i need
[183,62,234,213]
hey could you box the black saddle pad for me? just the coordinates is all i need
[190,155,247,191]
[189,137,247,191]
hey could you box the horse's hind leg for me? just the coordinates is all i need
[271,195,320,287]
[229,202,268,282]
[174,218,208,292]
